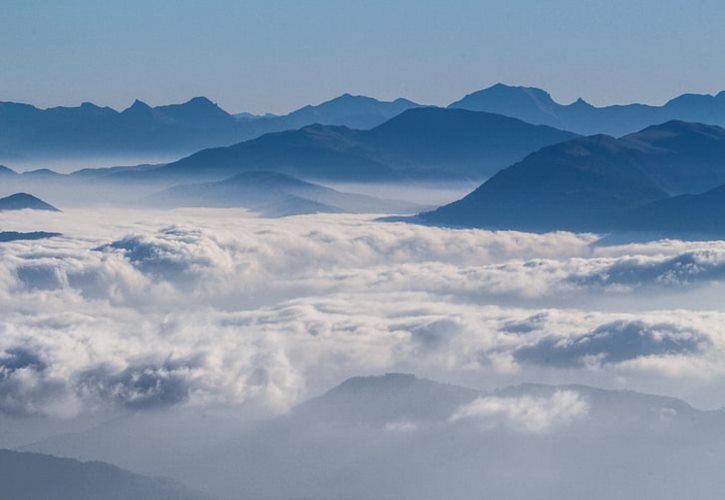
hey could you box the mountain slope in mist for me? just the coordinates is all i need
[148,171,424,216]
[0,449,208,500]
[24,373,725,500]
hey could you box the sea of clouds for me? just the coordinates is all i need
[3,207,725,424]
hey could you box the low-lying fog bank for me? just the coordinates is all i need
[3,207,725,498]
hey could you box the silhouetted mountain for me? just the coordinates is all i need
[0,231,61,242]
[0,193,59,212]
[0,164,18,176]
[148,124,396,182]
[6,85,725,165]
[0,449,207,500]
[144,107,576,182]
[0,95,420,164]
[0,97,242,161]
[620,120,725,193]
[449,83,725,136]
[450,84,565,128]
[148,171,424,216]
[21,168,65,179]
[421,121,725,232]
[70,163,163,179]
[0,164,70,179]
[363,107,579,175]
[628,183,725,234]
[251,93,421,132]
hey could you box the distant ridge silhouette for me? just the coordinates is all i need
[449,83,725,136]
[5,84,725,164]
[0,94,420,163]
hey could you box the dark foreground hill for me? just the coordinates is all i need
[420,121,725,233]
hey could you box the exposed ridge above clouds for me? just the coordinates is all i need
[420,121,725,234]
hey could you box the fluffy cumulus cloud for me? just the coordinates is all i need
[514,320,709,368]
[569,250,725,289]
[449,390,589,433]
[2,208,725,418]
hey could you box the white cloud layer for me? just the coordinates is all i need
[3,208,725,418]
[449,390,589,433]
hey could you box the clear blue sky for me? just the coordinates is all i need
[1,0,723,114]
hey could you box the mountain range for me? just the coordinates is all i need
[420,121,725,234]
[0,94,420,164]
[450,83,725,136]
[4,84,725,166]
[0,105,577,185]
[23,373,725,500]
[133,107,577,182]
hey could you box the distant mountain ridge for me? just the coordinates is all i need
[450,83,725,136]
[5,84,725,168]
[0,97,239,159]
[0,94,421,164]
[249,93,421,131]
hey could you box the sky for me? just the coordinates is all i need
[1,0,724,114]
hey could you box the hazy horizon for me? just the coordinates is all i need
[3,81,725,117]
[2,0,724,114]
